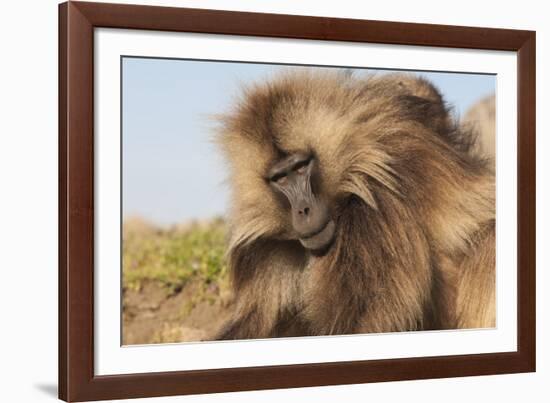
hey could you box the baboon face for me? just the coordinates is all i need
[267,151,335,251]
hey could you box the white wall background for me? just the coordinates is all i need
[0,0,546,402]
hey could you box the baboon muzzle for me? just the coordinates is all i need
[268,152,335,251]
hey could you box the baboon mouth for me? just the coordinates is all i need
[299,220,335,251]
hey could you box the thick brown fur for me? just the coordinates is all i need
[214,70,495,340]
[463,95,496,170]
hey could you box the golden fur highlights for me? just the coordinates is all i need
[214,70,495,339]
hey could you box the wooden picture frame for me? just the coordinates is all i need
[59,1,536,401]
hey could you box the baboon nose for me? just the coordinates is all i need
[293,199,330,240]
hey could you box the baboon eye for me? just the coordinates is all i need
[271,173,288,184]
[293,159,310,174]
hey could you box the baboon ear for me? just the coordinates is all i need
[395,76,451,134]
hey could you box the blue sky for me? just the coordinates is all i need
[122,57,495,225]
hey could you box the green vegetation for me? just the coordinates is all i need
[123,217,229,293]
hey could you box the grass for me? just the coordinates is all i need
[123,217,229,293]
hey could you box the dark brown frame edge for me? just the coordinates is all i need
[59,1,536,401]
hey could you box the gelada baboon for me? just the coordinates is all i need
[463,95,496,170]
[214,70,495,340]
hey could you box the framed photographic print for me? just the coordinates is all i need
[59,1,536,401]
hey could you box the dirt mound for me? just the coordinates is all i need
[122,217,232,345]
[123,279,233,345]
